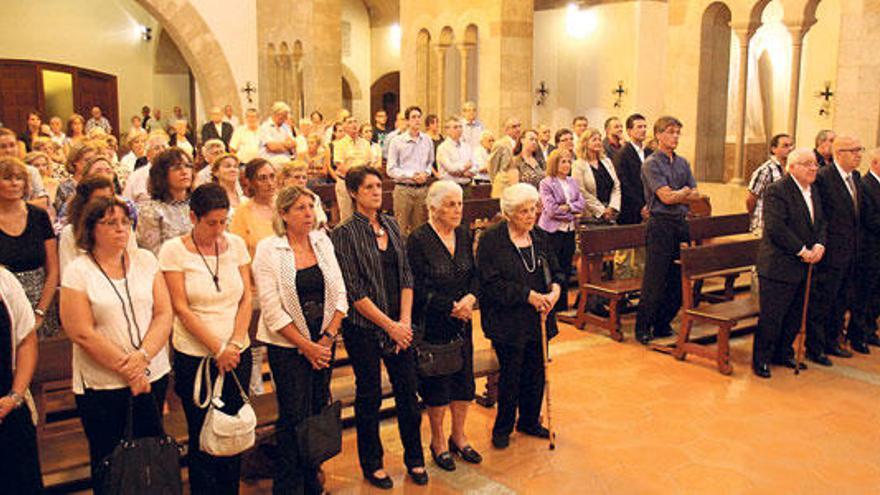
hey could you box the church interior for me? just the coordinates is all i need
[1,0,879,493]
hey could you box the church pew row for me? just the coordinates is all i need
[560,213,752,341]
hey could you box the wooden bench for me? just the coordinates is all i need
[670,238,760,374]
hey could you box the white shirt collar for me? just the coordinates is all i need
[835,162,851,182]
[871,169,880,184]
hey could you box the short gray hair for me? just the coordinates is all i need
[202,138,225,152]
[786,147,816,171]
[500,183,539,217]
[462,101,477,111]
[426,180,463,212]
[271,101,291,114]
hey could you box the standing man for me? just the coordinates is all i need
[571,116,589,150]
[487,118,522,195]
[537,124,553,163]
[146,108,166,133]
[201,106,234,150]
[851,147,880,349]
[813,130,836,167]
[602,117,625,158]
[807,135,863,365]
[752,149,825,378]
[613,113,652,226]
[230,108,262,163]
[746,134,793,233]
[634,116,700,344]
[140,106,152,130]
[387,106,433,236]
[259,101,296,166]
[122,131,170,204]
[382,111,407,160]
[436,117,476,185]
[372,110,389,149]
[85,106,112,135]
[222,104,240,127]
[333,116,372,221]
[460,101,485,155]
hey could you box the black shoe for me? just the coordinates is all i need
[635,329,652,345]
[807,352,833,367]
[516,424,550,439]
[407,467,429,485]
[772,357,807,370]
[652,324,674,338]
[753,363,771,379]
[850,341,871,354]
[364,470,393,490]
[491,434,510,449]
[827,345,853,358]
[449,437,483,464]
[866,333,880,347]
[430,446,456,471]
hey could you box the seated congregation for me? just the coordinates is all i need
[0,100,878,495]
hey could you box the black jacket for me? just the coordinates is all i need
[814,164,860,269]
[200,121,234,149]
[613,142,652,225]
[859,171,880,268]
[476,221,564,346]
[758,175,827,283]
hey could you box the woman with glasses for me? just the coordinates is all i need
[136,148,194,254]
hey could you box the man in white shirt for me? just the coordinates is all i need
[122,132,170,204]
[436,117,476,185]
[222,104,240,128]
[571,115,589,150]
[259,101,296,165]
[200,106,234,150]
[230,108,261,164]
[460,101,485,154]
[295,118,312,156]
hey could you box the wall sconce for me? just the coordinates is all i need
[141,26,153,42]
[816,81,833,117]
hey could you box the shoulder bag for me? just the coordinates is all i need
[194,357,257,457]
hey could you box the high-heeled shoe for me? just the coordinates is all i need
[448,437,483,464]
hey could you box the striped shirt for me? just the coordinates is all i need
[748,157,785,232]
[387,131,434,184]
[331,211,413,331]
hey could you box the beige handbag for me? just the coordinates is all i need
[193,357,257,457]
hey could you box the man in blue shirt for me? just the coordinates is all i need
[387,106,434,236]
[635,116,700,344]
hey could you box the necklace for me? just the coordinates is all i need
[513,237,537,273]
[90,253,147,373]
[193,236,221,292]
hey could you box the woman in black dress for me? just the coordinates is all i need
[407,180,482,472]
[331,167,427,489]
[476,182,564,449]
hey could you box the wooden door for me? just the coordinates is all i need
[0,61,40,135]
[75,70,119,136]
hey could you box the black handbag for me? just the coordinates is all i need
[294,350,342,468]
[97,396,182,495]
[413,293,466,377]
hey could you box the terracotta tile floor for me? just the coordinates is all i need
[237,318,880,494]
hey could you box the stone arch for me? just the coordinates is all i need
[341,64,363,101]
[416,29,432,112]
[371,71,400,127]
[462,24,479,105]
[135,0,242,116]
[695,2,733,181]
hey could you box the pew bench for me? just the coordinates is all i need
[669,238,761,374]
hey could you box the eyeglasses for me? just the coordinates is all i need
[839,147,865,153]
[97,219,132,228]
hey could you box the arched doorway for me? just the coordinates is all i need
[371,71,400,127]
[694,2,732,182]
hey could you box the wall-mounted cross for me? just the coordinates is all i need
[241,81,257,104]
[816,81,834,118]
[612,81,626,108]
[819,82,834,102]
[536,81,549,106]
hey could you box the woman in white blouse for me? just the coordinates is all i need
[158,183,252,494]
[572,128,621,224]
[252,185,347,495]
[60,196,173,485]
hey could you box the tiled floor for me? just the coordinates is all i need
[238,318,880,494]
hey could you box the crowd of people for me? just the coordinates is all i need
[0,97,877,494]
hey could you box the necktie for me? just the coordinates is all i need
[846,174,859,213]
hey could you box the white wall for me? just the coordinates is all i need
[342,0,371,121]
[371,24,402,85]
[796,0,840,147]
[532,3,668,131]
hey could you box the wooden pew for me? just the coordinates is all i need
[688,213,750,244]
[670,238,760,374]
[463,197,500,229]
[31,336,74,437]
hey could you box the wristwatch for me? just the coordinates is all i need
[34,308,46,318]
[6,391,23,409]
[321,330,338,342]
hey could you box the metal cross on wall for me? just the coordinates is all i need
[817,81,833,117]
[536,81,549,106]
[241,82,257,104]
[612,81,626,108]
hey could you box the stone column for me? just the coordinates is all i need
[458,43,473,105]
[434,44,449,120]
[787,26,806,137]
[730,28,752,185]
[309,0,343,116]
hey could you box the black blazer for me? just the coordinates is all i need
[476,221,564,346]
[814,164,860,269]
[200,121,234,149]
[613,142,652,225]
[757,175,827,284]
[859,172,880,268]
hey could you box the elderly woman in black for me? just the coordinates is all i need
[477,182,564,449]
[331,167,427,489]
[406,180,481,471]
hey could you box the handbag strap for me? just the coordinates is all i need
[193,357,214,409]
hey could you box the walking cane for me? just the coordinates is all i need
[794,264,814,375]
[539,311,556,450]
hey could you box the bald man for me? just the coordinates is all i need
[851,147,880,350]
[201,106,233,149]
[807,135,863,365]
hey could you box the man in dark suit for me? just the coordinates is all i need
[753,149,826,378]
[850,147,880,349]
[200,106,234,150]
[614,113,652,225]
[808,135,863,365]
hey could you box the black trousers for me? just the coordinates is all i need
[267,344,331,495]
[635,216,689,335]
[548,230,576,312]
[173,349,253,495]
[0,405,43,494]
[342,324,424,474]
[850,262,880,343]
[492,338,544,438]
[753,276,806,367]
[807,261,855,354]
[75,375,169,492]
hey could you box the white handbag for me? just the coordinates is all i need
[193,357,257,457]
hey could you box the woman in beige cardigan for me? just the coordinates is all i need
[572,128,621,224]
